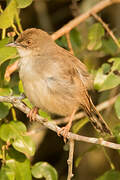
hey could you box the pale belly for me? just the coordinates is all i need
[19,58,80,116]
[21,78,79,116]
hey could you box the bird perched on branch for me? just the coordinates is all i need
[8,28,112,140]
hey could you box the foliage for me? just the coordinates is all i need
[96,170,120,180]
[32,162,58,180]
[0,0,120,179]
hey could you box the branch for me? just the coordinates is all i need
[67,140,74,180]
[4,60,19,81]
[65,32,74,55]
[91,12,120,48]
[51,0,120,40]
[0,95,120,150]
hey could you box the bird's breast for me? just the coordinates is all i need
[19,57,50,108]
[19,56,80,116]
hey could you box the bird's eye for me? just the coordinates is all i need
[27,40,31,44]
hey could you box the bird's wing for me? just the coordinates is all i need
[54,45,93,89]
[34,44,92,90]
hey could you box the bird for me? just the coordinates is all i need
[8,28,112,140]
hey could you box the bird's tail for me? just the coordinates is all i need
[83,96,112,135]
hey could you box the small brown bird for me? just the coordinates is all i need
[8,28,112,138]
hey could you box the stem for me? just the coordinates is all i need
[66,32,74,55]
[15,11,23,33]
[0,5,3,13]
[2,29,6,39]
[67,139,74,180]
[103,147,115,170]
[12,24,20,35]
[11,107,17,121]
[2,145,6,163]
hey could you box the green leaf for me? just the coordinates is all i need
[18,80,24,93]
[13,135,35,156]
[70,29,82,52]
[0,102,12,120]
[102,38,118,56]
[0,47,17,65]
[0,37,17,65]
[0,165,15,180]
[22,98,33,109]
[0,0,17,29]
[0,121,35,156]
[0,121,26,141]
[102,63,111,74]
[113,124,120,144]
[56,35,68,49]
[0,88,13,119]
[114,95,120,119]
[32,162,58,180]
[0,139,4,159]
[87,23,105,50]
[0,37,10,47]
[39,109,51,120]
[16,0,33,8]
[72,118,89,133]
[0,87,12,96]
[94,58,120,91]
[100,73,120,91]
[70,29,81,47]
[109,57,120,71]
[6,148,32,180]
[94,65,108,90]
[96,170,120,180]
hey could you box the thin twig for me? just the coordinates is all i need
[0,95,120,150]
[12,24,20,36]
[67,139,74,180]
[4,60,19,81]
[102,147,115,169]
[91,12,120,48]
[15,12,23,33]
[2,29,6,39]
[65,33,74,55]
[51,0,120,40]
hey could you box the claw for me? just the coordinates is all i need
[27,107,38,121]
[57,125,70,143]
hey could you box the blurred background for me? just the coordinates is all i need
[1,0,120,179]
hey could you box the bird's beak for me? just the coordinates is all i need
[6,42,19,47]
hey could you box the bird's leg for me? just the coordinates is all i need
[27,107,38,121]
[58,109,76,142]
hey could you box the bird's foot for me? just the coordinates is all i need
[27,107,38,121]
[57,123,71,143]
